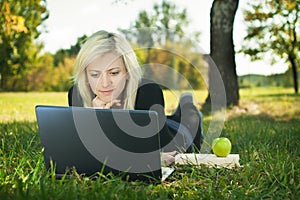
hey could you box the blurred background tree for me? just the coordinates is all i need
[119,0,206,90]
[0,0,48,91]
[53,35,87,67]
[240,0,299,94]
[0,0,297,94]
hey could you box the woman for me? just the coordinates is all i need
[68,30,203,163]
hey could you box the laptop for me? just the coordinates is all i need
[35,105,174,182]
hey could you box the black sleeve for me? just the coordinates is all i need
[135,79,174,151]
[135,80,165,110]
[68,85,84,107]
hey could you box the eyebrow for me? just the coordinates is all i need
[87,66,122,72]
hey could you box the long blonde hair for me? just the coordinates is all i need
[73,30,142,109]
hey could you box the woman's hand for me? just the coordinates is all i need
[92,96,121,109]
[161,151,178,166]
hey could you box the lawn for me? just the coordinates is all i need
[0,87,299,199]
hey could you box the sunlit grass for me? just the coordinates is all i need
[239,86,294,98]
[163,89,208,114]
[0,87,299,199]
[0,90,208,122]
[0,92,68,122]
[238,87,300,121]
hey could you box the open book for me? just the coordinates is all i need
[160,153,240,181]
[161,167,175,182]
[175,154,241,168]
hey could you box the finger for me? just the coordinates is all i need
[161,154,175,166]
[112,99,121,107]
[104,99,121,109]
[104,103,111,109]
[166,151,178,156]
[92,96,106,108]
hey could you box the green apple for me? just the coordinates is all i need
[212,137,232,157]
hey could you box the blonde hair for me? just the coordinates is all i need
[73,30,143,109]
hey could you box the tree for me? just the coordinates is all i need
[0,0,48,91]
[119,0,204,90]
[53,35,87,66]
[240,0,299,93]
[205,0,240,108]
[26,53,54,91]
[120,0,190,46]
[50,57,74,91]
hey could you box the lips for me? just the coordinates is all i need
[100,89,113,95]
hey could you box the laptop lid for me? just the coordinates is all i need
[35,105,163,182]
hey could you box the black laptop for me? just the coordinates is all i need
[35,105,174,182]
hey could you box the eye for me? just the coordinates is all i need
[90,73,100,78]
[110,71,120,76]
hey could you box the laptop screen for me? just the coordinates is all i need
[35,105,163,182]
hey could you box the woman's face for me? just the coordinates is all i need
[86,52,128,103]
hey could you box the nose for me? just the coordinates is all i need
[99,73,111,88]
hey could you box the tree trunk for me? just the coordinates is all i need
[0,74,4,91]
[205,0,240,108]
[289,54,299,94]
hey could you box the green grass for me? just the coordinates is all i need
[0,92,68,122]
[0,87,299,199]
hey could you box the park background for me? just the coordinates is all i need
[0,0,300,199]
[1,0,299,92]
